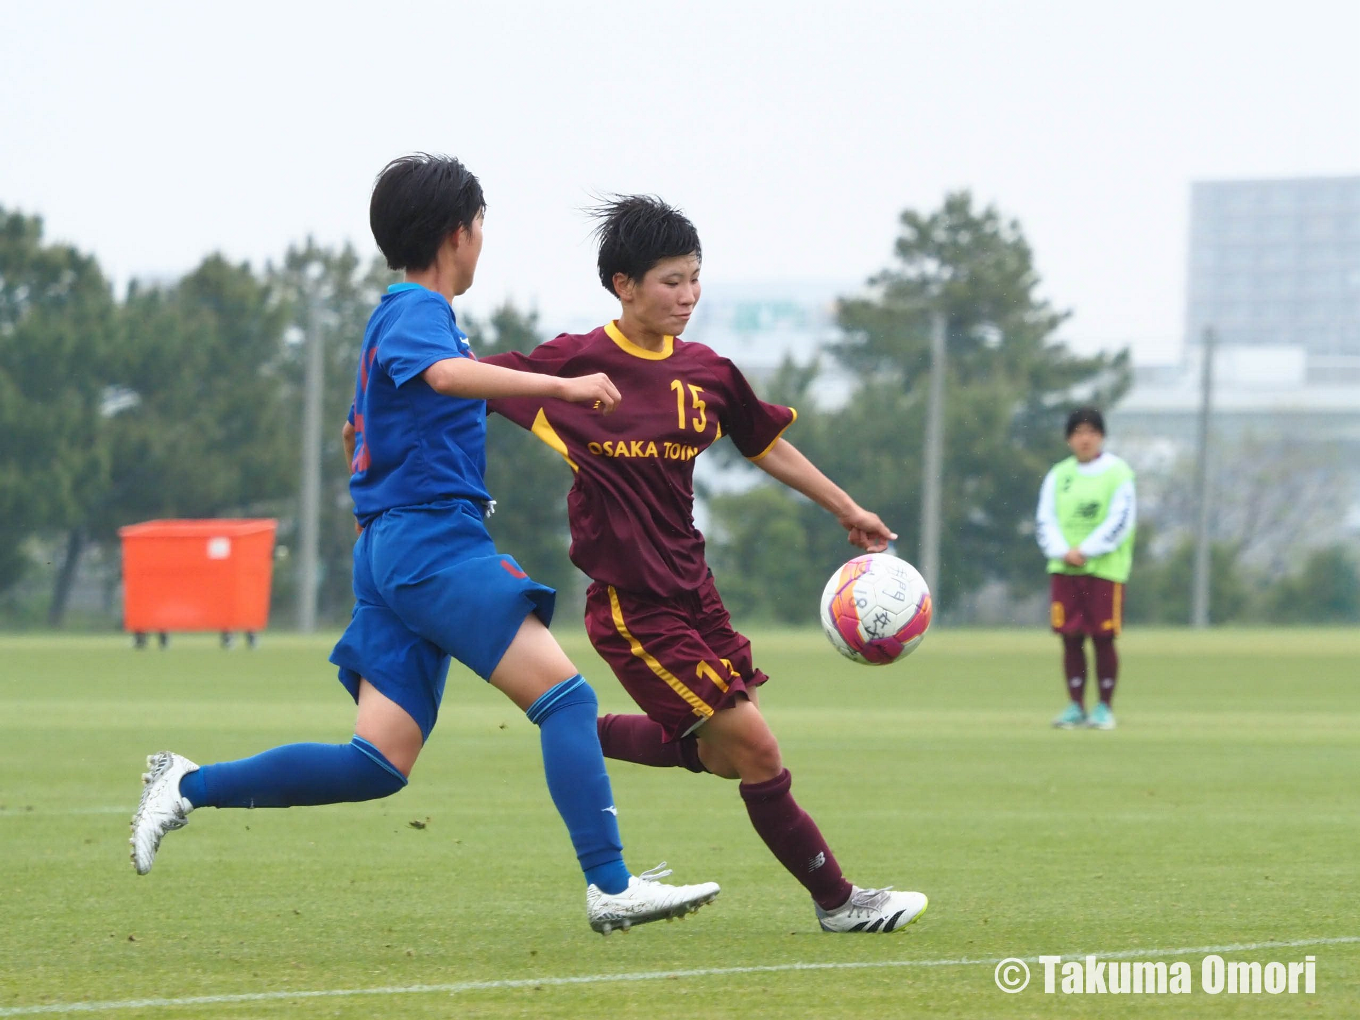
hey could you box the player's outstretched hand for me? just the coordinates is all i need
[559,372,621,414]
[839,507,897,553]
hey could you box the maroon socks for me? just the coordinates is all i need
[739,769,852,911]
[1063,634,1087,705]
[1063,635,1118,706]
[1093,636,1118,705]
[597,714,706,773]
[597,716,854,911]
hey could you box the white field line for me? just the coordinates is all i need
[0,807,127,818]
[2,936,1357,1016]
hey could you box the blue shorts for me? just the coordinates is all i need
[329,498,556,740]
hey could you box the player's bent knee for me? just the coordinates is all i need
[353,724,421,779]
[695,742,742,780]
[525,673,596,726]
[354,678,424,777]
[349,736,410,799]
[741,738,784,781]
[699,728,781,782]
[491,615,580,712]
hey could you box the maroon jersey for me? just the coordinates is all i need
[486,321,796,597]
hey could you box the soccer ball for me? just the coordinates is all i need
[819,553,933,665]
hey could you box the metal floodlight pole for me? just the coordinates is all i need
[1190,326,1216,629]
[297,283,324,634]
[919,308,946,601]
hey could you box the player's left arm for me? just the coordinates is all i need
[1078,478,1137,558]
[754,439,898,553]
[342,408,360,534]
[342,418,356,471]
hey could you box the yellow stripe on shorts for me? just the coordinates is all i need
[607,586,713,719]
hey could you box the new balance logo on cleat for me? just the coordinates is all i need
[601,805,618,816]
[815,886,928,934]
[808,851,826,872]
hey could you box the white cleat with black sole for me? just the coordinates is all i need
[815,886,929,933]
[586,864,720,935]
[130,751,199,875]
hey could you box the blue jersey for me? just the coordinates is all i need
[348,283,491,523]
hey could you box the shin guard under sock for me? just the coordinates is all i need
[739,768,852,911]
[1093,636,1118,705]
[1063,634,1088,704]
[527,675,630,894]
[178,736,407,809]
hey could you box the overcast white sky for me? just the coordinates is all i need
[3,0,1358,362]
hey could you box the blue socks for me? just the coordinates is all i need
[174,676,629,895]
[526,675,630,894]
[178,736,407,809]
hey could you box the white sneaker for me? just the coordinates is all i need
[816,885,928,933]
[129,751,198,875]
[586,863,721,935]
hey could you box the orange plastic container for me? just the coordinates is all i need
[119,519,278,635]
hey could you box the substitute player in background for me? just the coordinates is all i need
[485,195,927,934]
[1035,407,1137,730]
[130,156,719,935]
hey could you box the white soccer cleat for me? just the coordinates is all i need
[815,885,929,933]
[586,863,721,935]
[129,751,198,875]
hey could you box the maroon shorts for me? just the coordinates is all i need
[584,574,769,741]
[1050,573,1124,637]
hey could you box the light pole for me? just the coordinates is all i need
[1190,327,1216,628]
[297,269,325,634]
[919,309,946,600]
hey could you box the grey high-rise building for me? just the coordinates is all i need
[1112,175,1360,555]
[1186,176,1360,379]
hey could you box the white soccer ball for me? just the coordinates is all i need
[819,553,933,665]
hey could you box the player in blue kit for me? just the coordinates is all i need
[130,153,719,935]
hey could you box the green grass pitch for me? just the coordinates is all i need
[1,628,1356,1018]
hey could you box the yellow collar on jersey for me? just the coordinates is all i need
[605,320,674,360]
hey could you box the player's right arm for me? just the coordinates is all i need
[1035,466,1069,560]
[422,357,620,412]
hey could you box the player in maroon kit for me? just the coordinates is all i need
[484,195,928,933]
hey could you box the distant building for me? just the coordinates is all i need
[1118,175,1360,436]
[1186,175,1360,378]
[681,280,860,408]
[1111,175,1360,536]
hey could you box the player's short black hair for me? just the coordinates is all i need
[589,194,701,296]
[370,153,485,272]
[1065,406,1106,437]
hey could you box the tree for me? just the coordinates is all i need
[268,241,394,622]
[63,255,299,624]
[1136,433,1351,579]
[706,485,812,622]
[0,207,117,609]
[706,192,1130,615]
[1123,537,1250,624]
[1267,546,1360,624]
